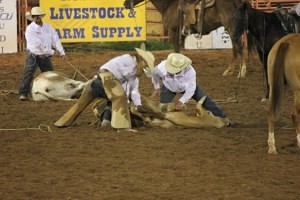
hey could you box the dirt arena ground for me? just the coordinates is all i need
[1,48,300,199]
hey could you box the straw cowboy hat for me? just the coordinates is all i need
[135,48,155,77]
[25,7,46,21]
[165,53,192,74]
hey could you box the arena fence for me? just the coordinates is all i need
[249,0,300,12]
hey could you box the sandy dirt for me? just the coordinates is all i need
[0,49,300,199]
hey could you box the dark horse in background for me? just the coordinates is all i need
[124,0,249,78]
[232,3,300,100]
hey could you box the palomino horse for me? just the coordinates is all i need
[123,0,248,77]
[232,3,300,100]
[267,34,300,154]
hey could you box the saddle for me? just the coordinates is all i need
[183,0,216,36]
[195,0,215,9]
[274,8,300,33]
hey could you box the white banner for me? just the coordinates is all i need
[212,27,232,49]
[0,0,17,53]
[184,27,232,49]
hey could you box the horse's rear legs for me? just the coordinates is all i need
[222,55,246,78]
[291,103,300,149]
[267,114,277,154]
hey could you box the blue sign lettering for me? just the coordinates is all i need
[50,7,125,20]
[56,28,85,39]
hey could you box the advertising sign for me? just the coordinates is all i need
[184,33,212,49]
[184,27,232,49]
[212,27,232,49]
[0,0,17,53]
[40,0,146,43]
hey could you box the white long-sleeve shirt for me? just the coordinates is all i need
[25,22,65,56]
[100,54,142,106]
[152,60,197,104]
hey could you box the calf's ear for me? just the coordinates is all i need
[195,96,207,117]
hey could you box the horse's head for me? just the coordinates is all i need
[124,0,144,9]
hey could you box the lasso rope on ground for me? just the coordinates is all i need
[0,124,52,133]
[215,96,239,104]
[0,80,18,95]
[65,60,89,81]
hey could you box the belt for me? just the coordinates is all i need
[28,52,52,59]
[99,69,109,73]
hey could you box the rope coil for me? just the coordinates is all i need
[0,124,52,133]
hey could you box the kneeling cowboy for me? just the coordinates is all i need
[54,48,155,130]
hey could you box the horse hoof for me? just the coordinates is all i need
[237,70,246,78]
[268,149,278,155]
[261,98,269,103]
[222,70,229,76]
[222,70,234,76]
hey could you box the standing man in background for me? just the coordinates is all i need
[19,7,66,101]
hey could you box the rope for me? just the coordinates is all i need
[65,60,89,81]
[0,80,18,95]
[215,96,238,104]
[281,126,293,130]
[0,124,52,133]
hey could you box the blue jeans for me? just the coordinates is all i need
[19,53,54,96]
[160,84,227,118]
[91,75,111,121]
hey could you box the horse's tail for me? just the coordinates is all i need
[246,32,258,55]
[269,42,289,120]
[232,3,250,42]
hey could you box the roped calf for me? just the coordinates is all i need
[32,71,88,101]
[94,95,228,129]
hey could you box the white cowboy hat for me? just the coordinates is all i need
[25,7,46,21]
[165,53,192,74]
[135,48,155,77]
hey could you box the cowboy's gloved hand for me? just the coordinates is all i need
[175,101,183,111]
[61,55,68,61]
[150,89,160,100]
[136,105,148,113]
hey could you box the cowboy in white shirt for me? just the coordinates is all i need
[151,53,235,127]
[19,7,66,101]
[55,48,155,131]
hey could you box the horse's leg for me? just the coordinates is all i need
[261,59,270,102]
[222,56,235,77]
[237,54,247,78]
[172,30,180,53]
[268,106,277,154]
[291,92,300,149]
[237,32,247,78]
[222,37,246,78]
[222,52,246,78]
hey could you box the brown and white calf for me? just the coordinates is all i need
[94,95,228,129]
[31,71,88,101]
